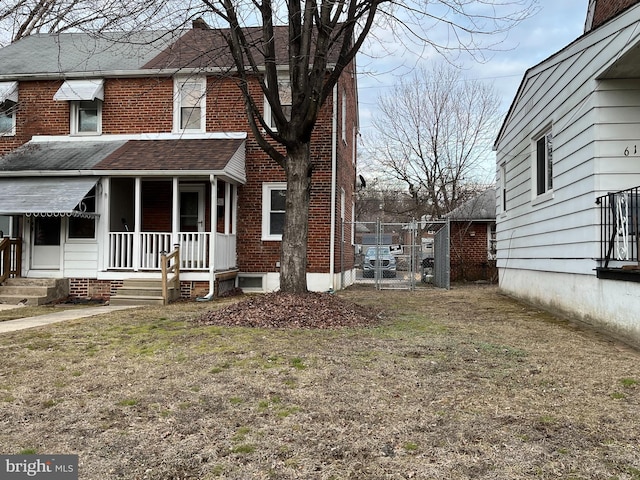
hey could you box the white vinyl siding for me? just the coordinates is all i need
[492,10,640,276]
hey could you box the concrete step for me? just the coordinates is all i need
[0,278,68,305]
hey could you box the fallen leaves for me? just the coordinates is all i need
[195,292,382,329]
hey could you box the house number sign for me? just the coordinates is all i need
[624,145,638,156]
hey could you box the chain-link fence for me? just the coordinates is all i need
[346,220,449,290]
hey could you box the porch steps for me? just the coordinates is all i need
[110,279,179,306]
[0,278,69,306]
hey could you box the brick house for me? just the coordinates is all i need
[0,25,358,302]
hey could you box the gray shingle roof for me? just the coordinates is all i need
[0,140,127,171]
[446,189,496,220]
[0,31,184,77]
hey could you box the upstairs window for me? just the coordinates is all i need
[174,77,206,132]
[265,77,291,130]
[54,79,104,135]
[535,130,553,196]
[71,100,101,134]
[0,82,18,136]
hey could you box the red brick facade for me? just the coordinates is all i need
[0,35,358,296]
[590,0,640,30]
[449,221,496,282]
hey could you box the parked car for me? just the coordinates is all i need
[362,246,397,278]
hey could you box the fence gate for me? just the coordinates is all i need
[433,219,450,289]
[347,219,449,290]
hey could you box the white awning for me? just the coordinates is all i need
[54,79,104,101]
[0,177,98,217]
[0,82,18,103]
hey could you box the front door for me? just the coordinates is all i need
[31,216,62,269]
[179,186,205,232]
[179,185,206,268]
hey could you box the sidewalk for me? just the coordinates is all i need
[0,305,139,333]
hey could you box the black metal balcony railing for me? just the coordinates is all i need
[596,186,640,273]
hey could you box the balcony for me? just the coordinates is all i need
[596,186,640,281]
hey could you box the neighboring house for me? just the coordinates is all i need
[446,188,497,283]
[0,24,358,301]
[495,0,640,344]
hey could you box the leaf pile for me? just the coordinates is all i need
[195,292,382,329]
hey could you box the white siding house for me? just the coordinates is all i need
[495,2,640,346]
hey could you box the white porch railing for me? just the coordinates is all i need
[215,233,237,271]
[108,232,236,271]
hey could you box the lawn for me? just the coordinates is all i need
[0,284,638,479]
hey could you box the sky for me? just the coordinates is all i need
[356,0,588,146]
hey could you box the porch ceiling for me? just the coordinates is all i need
[0,177,97,216]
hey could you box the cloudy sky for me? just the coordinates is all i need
[357,0,588,140]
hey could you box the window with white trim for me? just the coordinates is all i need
[265,77,291,130]
[174,77,206,132]
[0,100,16,136]
[534,129,553,196]
[71,100,102,135]
[53,79,104,136]
[0,82,18,136]
[262,183,286,240]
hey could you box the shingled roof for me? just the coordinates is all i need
[0,136,247,182]
[0,24,342,78]
[0,31,184,78]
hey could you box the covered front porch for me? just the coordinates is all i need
[103,176,238,275]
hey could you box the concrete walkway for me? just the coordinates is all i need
[0,305,139,333]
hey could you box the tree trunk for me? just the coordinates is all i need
[280,143,312,293]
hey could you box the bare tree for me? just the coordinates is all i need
[0,0,534,293]
[192,1,531,293]
[0,0,190,45]
[366,62,502,220]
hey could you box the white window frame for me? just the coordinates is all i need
[262,182,287,241]
[532,128,553,200]
[0,100,17,136]
[264,75,291,131]
[174,76,206,133]
[70,100,102,135]
[0,82,18,137]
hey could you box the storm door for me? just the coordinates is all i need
[31,216,62,269]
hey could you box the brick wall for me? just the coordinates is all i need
[450,221,497,282]
[591,0,640,29]
[69,278,120,300]
[1,66,357,280]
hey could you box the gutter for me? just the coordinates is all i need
[197,174,218,302]
[329,84,338,292]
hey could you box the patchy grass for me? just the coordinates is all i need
[0,285,639,479]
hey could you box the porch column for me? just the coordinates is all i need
[99,177,110,272]
[133,177,141,271]
[172,177,179,244]
[224,182,232,234]
[209,175,217,294]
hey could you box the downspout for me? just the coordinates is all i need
[329,84,338,292]
[197,174,217,301]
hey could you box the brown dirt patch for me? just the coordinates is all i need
[0,284,639,479]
